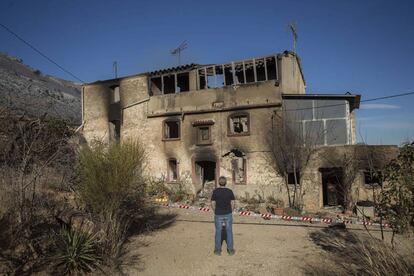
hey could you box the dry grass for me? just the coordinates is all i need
[307,228,414,275]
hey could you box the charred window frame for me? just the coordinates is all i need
[232,157,247,185]
[167,158,179,183]
[150,72,190,95]
[163,118,181,141]
[228,112,250,136]
[197,55,278,90]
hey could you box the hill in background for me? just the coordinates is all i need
[0,52,81,124]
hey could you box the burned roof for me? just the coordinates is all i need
[147,63,199,76]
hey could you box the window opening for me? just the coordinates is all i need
[150,77,162,96]
[287,171,300,185]
[364,171,382,186]
[266,56,277,80]
[168,159,178,182]
[255,58,266,81]
[163,75,175,94]
[234,62,245,84]
[229,114,249,134]
[224,64,234,86]
[198,69,206,89]
[164,120,180,139]
[176,72,189,92]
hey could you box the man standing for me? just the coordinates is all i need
[211,176,235,256]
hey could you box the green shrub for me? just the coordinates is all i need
[52,227,101,275]
[77,140,146,214]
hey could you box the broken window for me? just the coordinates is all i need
[364,171,382,187]
[176,72,189,92]
[234,62,245,84]
[266,56,277,80]
[198,69,206,89]
[215,65,224,88]
[232,157,246,184]
[110,86,120,104]
[224,64,234,86]
[163,119,180,140]
[244,60,255,83]
[150,77,162,96]
[287,171,300,185]
[206,67,215,88]
[163,75,175,94]
[229,113,249,135]
[168,158,178,182]
[255,58,266,82]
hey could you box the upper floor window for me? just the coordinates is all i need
[163,119,180,140]
[150,72,190,95]
[228,113,250,136]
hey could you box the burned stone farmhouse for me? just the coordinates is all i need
[81,51,397,211]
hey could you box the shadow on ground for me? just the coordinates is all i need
[117,207,177,274]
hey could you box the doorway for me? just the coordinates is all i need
[195,161,216,198]
[320,168,344,207]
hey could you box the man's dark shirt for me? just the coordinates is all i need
[211,187,235,215]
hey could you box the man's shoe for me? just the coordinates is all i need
[214,250,221,256]
[227,249,235,256]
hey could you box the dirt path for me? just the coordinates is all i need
[123,208,340,276]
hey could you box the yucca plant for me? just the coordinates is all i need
[52,226,101,275]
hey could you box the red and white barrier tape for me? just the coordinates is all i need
[159,203,391,229]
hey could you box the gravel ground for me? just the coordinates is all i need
[122,208,388,276]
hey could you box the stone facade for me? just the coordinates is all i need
[81,51,397,211]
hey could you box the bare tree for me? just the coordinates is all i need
[268,109,320,209]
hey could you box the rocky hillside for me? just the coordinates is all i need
[0,53,81,124]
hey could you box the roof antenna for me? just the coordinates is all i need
[288,22,298,54]
[113,61,118,78]
[170,41,188,66]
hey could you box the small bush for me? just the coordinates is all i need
[52,227,101,275]
[146,177,169,197]
[167,183,189,203]
[77,140,146,214]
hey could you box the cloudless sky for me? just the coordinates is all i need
[1,0,413,145]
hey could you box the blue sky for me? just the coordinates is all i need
[1,0,413,145]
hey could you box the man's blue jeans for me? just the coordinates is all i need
[214,213,234,252]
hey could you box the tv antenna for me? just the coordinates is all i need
[113,61,118,78]
[288,22,298,53]
[170,41,188,66]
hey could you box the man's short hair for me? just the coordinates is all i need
[218,176,227,186]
